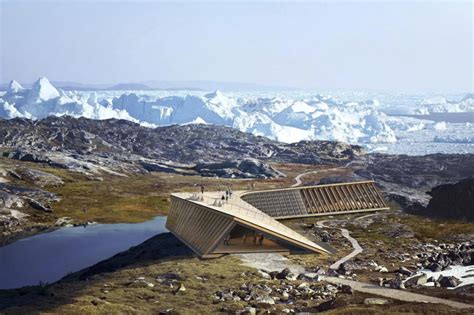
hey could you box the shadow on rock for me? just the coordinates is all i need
[67,232,193,281]
[0,233,193,312]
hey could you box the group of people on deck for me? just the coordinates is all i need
[198,184,234,200]
[220,188,233,202]
[197,183,267,247]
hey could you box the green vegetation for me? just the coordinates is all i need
[1,157,294,225]
[0,252,270,313]
[401,214,474,241]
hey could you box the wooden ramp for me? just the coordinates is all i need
[241,180,389,219]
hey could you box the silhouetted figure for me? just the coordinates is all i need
[243,234,247,244]
[224,234,230,245]
[259,234,264,246]
[200,185,204,194]
[253,232,257,245]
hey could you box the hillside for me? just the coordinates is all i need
[0,116,364,175]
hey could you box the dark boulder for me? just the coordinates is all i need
[28,199,52,212]
[398,266,413,276]
[425,177,474,221]
[275,268,293,280]
[427,263,442,272]
[439,276,461,288]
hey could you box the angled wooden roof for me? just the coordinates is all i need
[167,192,331,257]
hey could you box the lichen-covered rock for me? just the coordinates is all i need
[17,168,64,187]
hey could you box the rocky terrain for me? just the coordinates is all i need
[302,211,474,292]
[0,164,62,244]
[355,153,474,215]
[0,116,364,177]
[1,225,473,314]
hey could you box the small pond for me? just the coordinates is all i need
[0,216,167,289]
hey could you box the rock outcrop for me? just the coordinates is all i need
[16,168,64,187]
[357,154,474,216]
[424,178,474,221]
[196,159,285,179]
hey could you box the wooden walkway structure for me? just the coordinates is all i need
[166,180,388,258]
[241,180,389,219]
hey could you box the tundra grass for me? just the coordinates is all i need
[0,157,318,225]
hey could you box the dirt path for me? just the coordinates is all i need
[317,220,363,270]
[291,167,341,187]
[291,160,358,188]
[321,276,474,309]
[292,166,377,269]
[318,213,381,269]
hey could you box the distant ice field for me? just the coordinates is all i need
[1,78,473,156]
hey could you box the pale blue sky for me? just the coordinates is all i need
[0,0,472,92]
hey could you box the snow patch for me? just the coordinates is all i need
[414,265,474,290]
